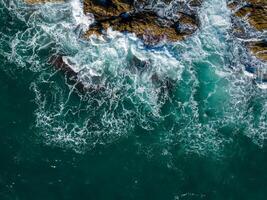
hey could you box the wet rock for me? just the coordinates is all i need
[26,0,202,44]
[50,56,105,93]
[189,0,203,7]
[86,11,184,44]
[84,0,201,44]
[127,53,150,74]
[84,0,135,20]
[174,12,199,35]
[235,3,267,31]
[151,73,176,97]
[229,0,267,31]
[50,55,83,91]
[228,0,267,61]
[248,40,267,61]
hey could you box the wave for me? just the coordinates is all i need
[0,0,266,156]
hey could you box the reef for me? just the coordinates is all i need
[228,0,267,61]
[84,0,202,44]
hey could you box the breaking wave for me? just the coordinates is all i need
[0,0,266,156]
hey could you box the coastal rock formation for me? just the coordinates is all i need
[228,0,267,61]
[25,0,202,44]
[228,0,267,31]
[25,0,202,90]
[84,0,201,44]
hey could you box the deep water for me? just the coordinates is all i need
[0,0,267,199]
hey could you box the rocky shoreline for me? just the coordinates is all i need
[25,0,266,61]
[25,0,203,91]
[25,0,267,88]
[25,0,202,44]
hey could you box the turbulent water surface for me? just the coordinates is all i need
[0,0,267,199]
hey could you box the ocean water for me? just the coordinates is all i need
[0,0,267,199]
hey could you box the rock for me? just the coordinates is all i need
[84,0,201,44]
[229,0,267,31]
[189,0,203,7]
[228,0,267,61]
[85,11,184,44]
[248,40,267,61]
[25,0,202,44]
[50,56,105,93]
[127,52,150,74]
[84,0,135,20]
[235,4,267,31]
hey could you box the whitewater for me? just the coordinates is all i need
[0,0,266,156]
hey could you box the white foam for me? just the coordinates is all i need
[4,0,267,155]
[69,0,93,31]
[62,56,80,73]
[256,82,267,89]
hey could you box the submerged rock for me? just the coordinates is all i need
[50,56,106,93]
[228,0,267,61]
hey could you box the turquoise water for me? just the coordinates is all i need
[0,0,267,199]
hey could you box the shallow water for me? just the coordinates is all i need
[0,0,267,199]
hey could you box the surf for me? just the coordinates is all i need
[0,0,266,156]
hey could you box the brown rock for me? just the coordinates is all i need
[248,41,267,61]
[84,0,201,44]
[228,0,267,61]
[85,11,185,43]
[235,4,267,31]
[26,0,202,44]
[84,0,135,20]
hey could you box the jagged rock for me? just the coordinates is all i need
[229,0,267,31]
[25,0,201,44]
[248,40,267,61]
[25,0,202,90]
[228,0,267,61]
[85,11,187,44]
[84,0,201,44]
[50,55,84,91]
[84,0,135,20]
[235,4,267,31]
